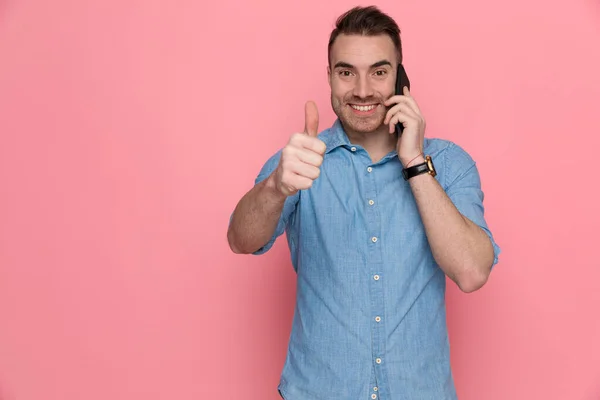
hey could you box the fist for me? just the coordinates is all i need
[274,101,326,196]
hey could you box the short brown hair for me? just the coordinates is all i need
[328,6,402,65]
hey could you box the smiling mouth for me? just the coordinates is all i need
[350,104,378,111]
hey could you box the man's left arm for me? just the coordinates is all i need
[384,86,500,293]
[405,153,497,293]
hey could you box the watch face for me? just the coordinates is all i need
[425,156,437,177]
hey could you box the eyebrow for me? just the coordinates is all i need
[333,60,393,69]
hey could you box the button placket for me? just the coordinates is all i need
[364,160,385,392]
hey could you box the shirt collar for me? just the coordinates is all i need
[320,119,351,153]
[319,118,431,159]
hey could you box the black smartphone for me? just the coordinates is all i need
[394,64,410,135]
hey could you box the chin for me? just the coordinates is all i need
[350,122,380,133]
[341,114,384,134]
[331,99,385,133]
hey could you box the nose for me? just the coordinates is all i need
[352,75,374,99]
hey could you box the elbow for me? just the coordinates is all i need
[229,242,244,254]
[227,227,245,254]
[227,227,260,255]
[454,241,495,293]
[456,267,490,293]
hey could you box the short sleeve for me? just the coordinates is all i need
[249,149,299,255]
[443,143,501,267]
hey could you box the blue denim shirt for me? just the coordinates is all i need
[250,119,501,400]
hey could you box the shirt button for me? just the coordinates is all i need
[375,316,381,322]
[367,167,373,173]
[368,199,375,206]
[374,387,378,391]
[371,236,378,243]
[376,358,382,364]
[350,146,357,152]
[374,275,380,281]
[372,394,377,399]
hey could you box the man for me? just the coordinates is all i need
[227,5,501,400]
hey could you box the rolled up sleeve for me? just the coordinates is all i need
[250,150,299,255]
[443,143,501,267]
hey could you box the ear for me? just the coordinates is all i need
[327,65,331,87]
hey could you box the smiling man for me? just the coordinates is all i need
[227,5,501,400]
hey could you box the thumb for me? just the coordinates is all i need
[304,100,319,137]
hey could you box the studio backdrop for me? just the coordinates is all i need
[1,0,599,399]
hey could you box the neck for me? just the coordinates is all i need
[343,124,398,162]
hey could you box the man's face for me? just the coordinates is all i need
[328,34,397,134]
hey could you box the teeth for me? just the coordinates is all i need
[351,105,376,111]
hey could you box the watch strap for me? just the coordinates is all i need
[402,155,436,180]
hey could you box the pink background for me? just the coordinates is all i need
[1,0,599,399]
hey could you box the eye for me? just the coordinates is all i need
[338,70,352,77]
[374,70,387,76]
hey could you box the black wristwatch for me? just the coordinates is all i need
[402,155,437,180]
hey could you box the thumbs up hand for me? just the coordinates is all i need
[274,101,327,197]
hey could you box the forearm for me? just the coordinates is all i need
[227,173,287,254]
[408,166,495,292]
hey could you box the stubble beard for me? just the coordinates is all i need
[331,95,387,135]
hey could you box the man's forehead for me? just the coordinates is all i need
[330,34,396,65]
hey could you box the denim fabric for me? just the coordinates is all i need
[250,119,500,400]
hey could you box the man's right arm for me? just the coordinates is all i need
[227,172,288,254]
[227,100,325,255]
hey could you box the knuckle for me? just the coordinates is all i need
[289,132,303,145]
[291,132,302,140]
[282,159,295,174]
[280,169,291,183]
[282,146,293,158]
[295,177,309,190]
[305,138,326,154]
[317,141,327,154]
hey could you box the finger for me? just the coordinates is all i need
[291,162,321,180]
[384,93,422,116]
[281,172,313,193]
[385,96,421,116]
[388,112,416,134]
[298,136,327,155]
[384,103,403,124]
[304,101,319,137]
[399,104,420,120]
[296,148,324,167]
[389,113,405,134]
[390,111,416,126]
[280,183,298,197]
[384,104,398,124]
[384,95,401,107]
[384,104,419,125]
[288,174,315,191]
[401,87,422,115]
